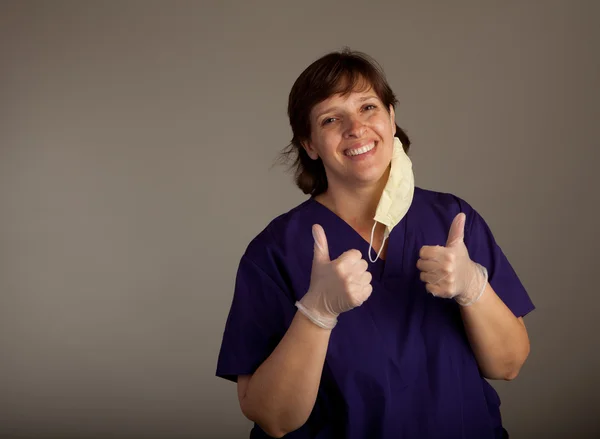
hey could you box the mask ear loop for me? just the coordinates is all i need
[368,221,388,263]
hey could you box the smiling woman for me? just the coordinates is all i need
[216,49,534,439]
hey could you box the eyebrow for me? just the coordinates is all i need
[314,95,380,120]
[358,95,379,102]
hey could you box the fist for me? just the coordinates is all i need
[417,213,486,304]
[309,224,373,314]
[295,224,373,329]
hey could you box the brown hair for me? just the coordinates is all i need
[281,48,411,196]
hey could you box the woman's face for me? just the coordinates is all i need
[302,85,396,191]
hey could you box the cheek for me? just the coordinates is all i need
[368,113,391,129]
[372,119,393,139]
[318,131,340,150]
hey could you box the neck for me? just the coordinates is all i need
[316,167,390,230]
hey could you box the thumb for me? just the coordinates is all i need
[311,224,330,263]
[446,213,466,247]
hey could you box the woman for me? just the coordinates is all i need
[216,49,534,439]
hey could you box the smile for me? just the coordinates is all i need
[345,141,376,157]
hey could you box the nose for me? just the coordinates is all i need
[343,115,366,138]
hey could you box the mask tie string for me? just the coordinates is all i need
[368,221,388,263]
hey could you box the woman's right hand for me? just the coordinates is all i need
[295,224,373,329]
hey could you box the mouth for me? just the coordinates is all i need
[344,141,377,157]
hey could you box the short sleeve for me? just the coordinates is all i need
[463,204,535,318]
[216,254,296,383]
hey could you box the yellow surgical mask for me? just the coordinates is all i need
[369,136,415,263]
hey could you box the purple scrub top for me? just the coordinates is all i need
[216,187,535,439]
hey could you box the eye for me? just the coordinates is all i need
[322,117,337,126]
[363,104,377,111]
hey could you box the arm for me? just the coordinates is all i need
[236,224,371,437]
[459,284,530,380]
[418,212,533,380]
[237,312,331,438]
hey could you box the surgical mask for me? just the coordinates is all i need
[368,136,415,263]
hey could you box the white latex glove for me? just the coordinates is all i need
[416,213,488,306]
[295,224,373,329]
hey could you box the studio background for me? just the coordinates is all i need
[1,1,598,438]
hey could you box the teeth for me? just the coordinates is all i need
[346,142,375,156]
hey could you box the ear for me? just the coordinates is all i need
[301,139,319,160]
[389,105,396,136]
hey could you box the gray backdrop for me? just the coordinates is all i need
[1,0,598,438]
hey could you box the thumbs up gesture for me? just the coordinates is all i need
[295,224,373,329]
[417,213,488,306]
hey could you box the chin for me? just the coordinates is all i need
[354,167,389,185]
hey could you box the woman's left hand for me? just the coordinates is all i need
[416,213,487,306]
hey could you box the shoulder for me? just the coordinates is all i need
[243,198,315,265]
[411,187,479,227]
[407,187,488,247]
[412,186,505,250]
[412,186,477,217]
